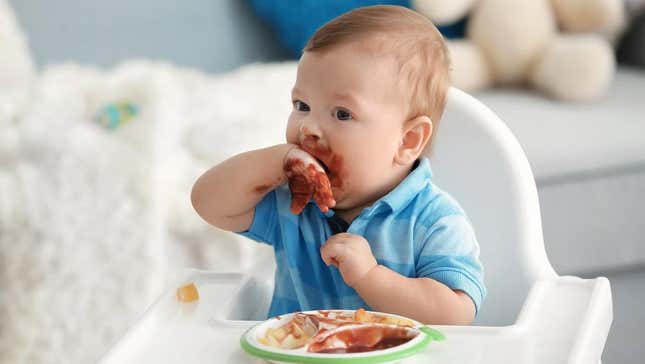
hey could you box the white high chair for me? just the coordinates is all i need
[100,89,612,363]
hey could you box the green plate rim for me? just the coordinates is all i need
[240,324,444,364]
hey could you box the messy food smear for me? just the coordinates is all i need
[259,309,418,353]
[283,151,336,214]
[308,323,418,353]
[299,135,346,190]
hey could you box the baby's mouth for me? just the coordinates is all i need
[299,143,344,190]
[314,157,331,174]
[298,141,332,174]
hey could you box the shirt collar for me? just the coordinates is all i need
[376,157,432,213]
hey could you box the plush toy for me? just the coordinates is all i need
[248,0,471,58]
[412,0,627,101]
[249,0,410,57]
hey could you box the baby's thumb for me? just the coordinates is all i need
[321,241,346,266]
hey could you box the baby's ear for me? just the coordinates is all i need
[395,115,433,165]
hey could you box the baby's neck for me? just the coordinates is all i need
[333,161,418,223]
[333,205,366,224]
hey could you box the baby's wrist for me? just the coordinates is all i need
[350,262,379,289]
[280,143,300,180]
[281,143,300,166]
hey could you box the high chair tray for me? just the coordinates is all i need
[99,269,611,364]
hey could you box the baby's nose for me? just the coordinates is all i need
[298,122,322,145]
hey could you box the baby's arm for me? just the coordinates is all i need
[321,233,475,325]
[191,144,293,232]
[191,144,335,232]
[354,266,475,325]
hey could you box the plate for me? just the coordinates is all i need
[240,309,444,364]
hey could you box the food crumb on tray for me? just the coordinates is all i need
[176,283,199,302]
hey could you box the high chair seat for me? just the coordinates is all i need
[100,88,612,364]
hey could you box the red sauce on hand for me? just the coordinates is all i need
[253,184,272,194]
[284,158,335,214]
[253,176,286,195]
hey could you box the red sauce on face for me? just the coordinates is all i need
[300,136,346,189]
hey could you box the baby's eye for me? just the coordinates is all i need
[335,108,352,121]
[293,100,310,112]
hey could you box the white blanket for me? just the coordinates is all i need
[0,1,292,359]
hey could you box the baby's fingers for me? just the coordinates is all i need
[320,238,347,267]
[312,172,336,213]
[288,174,313,214]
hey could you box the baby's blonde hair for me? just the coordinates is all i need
[304,5,450,131]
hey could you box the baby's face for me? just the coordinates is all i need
[286,42,409,213]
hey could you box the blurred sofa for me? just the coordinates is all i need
[476,69,645,275]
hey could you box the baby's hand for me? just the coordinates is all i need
[283,146,336,214]
[320,233,377,287]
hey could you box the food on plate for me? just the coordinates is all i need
[259,309,419,353]
[176,283,199,302]
[258,313,319,349]
[353,308,414,327]
[307,323,419,353]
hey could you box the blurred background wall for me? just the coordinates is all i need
[8,0,289,73]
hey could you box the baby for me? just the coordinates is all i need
[192,5,484,325]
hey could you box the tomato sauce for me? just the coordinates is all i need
[300,136,346,189]
[284,157,334,214]
[307,324,417,353]
[260,310,418,353]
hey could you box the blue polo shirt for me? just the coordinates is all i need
[239,158,485,318]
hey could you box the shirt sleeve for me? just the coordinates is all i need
[237,189,281,246]
[416,214,486,314]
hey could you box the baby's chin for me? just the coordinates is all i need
[330,189,365,211]
[329,188,348,209]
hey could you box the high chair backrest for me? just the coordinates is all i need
[426,88,556,326]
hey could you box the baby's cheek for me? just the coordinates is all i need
[285,115,299,144]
